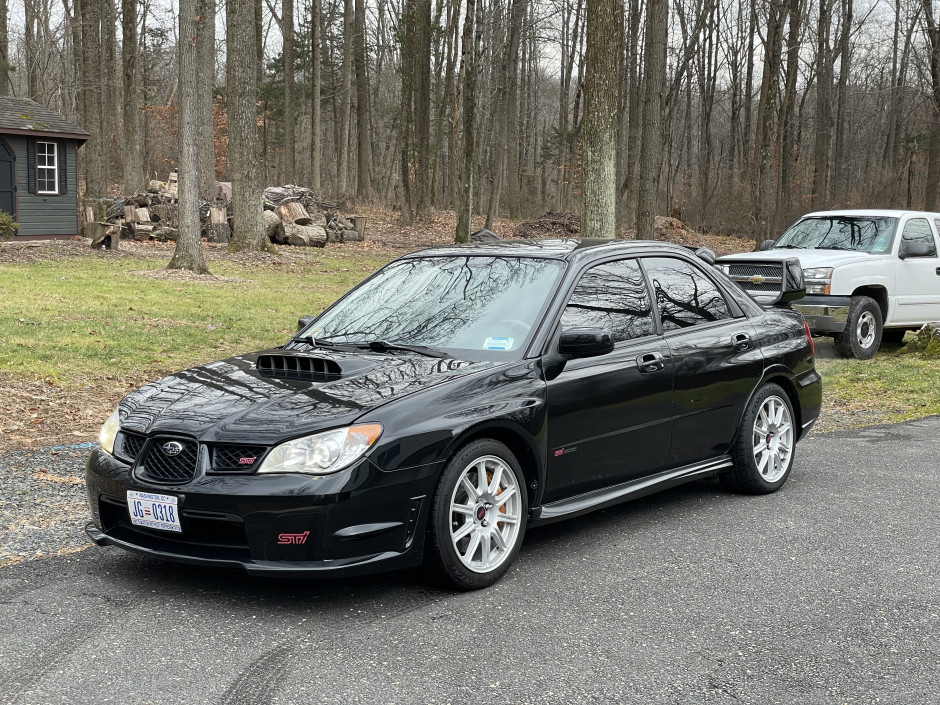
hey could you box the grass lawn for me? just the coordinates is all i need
[0,251,390,382]
[0,243,937,448]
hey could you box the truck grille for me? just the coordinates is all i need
[137,438,199,484]
[727,263,783,294]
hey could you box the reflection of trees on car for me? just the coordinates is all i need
[314,257,562,349]
[562,260,654,342]
[643,257,730,331]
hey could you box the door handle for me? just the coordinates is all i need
[732,333,752,351]
[636,352,665,373]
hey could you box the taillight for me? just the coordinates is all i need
[803,321,815,357]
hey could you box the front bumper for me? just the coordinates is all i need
[85,448,441,577]
[794,295,852,334]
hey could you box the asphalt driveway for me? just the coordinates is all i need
[1,417,939,704]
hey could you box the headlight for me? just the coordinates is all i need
[257,424,383,475]
[99,407,121,454]
[802,267,833,295]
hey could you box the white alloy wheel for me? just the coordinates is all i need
[752,394,794,483]
[448,455,522,573]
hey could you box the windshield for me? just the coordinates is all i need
[303,255,566,360]
[774,216,898,253]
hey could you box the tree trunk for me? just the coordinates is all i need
[169,0,209,274]
[505,0,527,220]
[923,0,940,210]
[354,0,373,199]
[121,0,143,194]
[755,0,788,241]
[455,0,477,243]
[414,0,432,219]
[80,0,105,214]
[581,0,621,239]
[101,0,117,183]
[0,0,8,96]
[25,0,40,98]
[636,0,668,240]
[310,0,322,192]
[283,0,295,183]
[228,0,265,250]
[400,0,415,224]
[812,0,833,210]
[337,0,353,198]
[196,0,216,200]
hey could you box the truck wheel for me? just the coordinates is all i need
[834,296,882,360]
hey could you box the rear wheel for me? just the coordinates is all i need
[722,383,796,495]
[834,296,882,359]
[427,439,528,590]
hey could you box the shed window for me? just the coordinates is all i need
[36,142,58,194]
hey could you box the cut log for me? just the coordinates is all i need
[83,206,95,224]
[151,204,178,228]
[152,227,178,242]
[343,229,363,242]
[133,224,154,240]
[352,215,366,238]
[209,205,228,224]
[276,222,327,247]
[124,205,138,223]
[206,215,232,243]
[263,209,282,242]
[276,201,312,225]
[87,222,116,248]
[131,193,151,207]
[147,180,165,193]
[135,207,152,223]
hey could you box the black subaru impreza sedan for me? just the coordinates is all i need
[86,239,821,589]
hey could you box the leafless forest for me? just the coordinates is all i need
[4,0,940,243]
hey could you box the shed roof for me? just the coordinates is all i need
[0,97,90,140]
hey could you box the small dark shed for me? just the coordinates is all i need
[0,97,89,239]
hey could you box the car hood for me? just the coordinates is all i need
[717,249,879,268]
[118,348,501,444]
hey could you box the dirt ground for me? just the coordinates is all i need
[0,207,755,452]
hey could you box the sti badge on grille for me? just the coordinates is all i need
[161,441,184,456]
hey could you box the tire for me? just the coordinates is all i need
[834,296,882,359]
[426,439,528,590]
[880,328,907,345]
[721,383,796,495]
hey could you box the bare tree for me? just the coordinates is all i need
[581,0,621,239]
[337,0,353,197]
[636,0,668,240]
[283,0,296,182]
[228,0,266,250]
[455,0,478,242]
[170,0,210,273]
[196,0,217,200]
[310,0,322,192]
[122,0,143,194]
[354,0,373,199]
[0,0,7,96]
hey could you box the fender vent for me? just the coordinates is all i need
[256,354,342,382]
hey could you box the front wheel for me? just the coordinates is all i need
[427,439,528,590]
[721,383,796,495]
[834,295,882,359]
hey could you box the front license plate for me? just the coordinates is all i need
[127,490,182,533]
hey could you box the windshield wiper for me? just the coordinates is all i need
[349,340,452,359]
[815,245,856,251]
[291,336,358,351]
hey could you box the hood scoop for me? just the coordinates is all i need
[256,354,344,382]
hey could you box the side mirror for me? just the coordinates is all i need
[776,257,806,305]
[899,240,932,259]
[759,239,776,251]
[558,328,614,357]
[297,315,316,332]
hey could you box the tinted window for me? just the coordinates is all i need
[904,218,938,256]
[561,259,655,342]
[643,257,731,331]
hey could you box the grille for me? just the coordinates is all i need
[727,263,783,278]
[211,444,267,472]
[138,438,199,484]
[256,354,342,382]
[116,432,146,462]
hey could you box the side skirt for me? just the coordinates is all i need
[530,456,733,526]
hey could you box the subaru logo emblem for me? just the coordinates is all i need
[161,441,184,456]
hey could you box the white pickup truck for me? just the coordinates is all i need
[716,209,940,358]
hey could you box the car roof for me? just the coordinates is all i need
[402,238,700,262]
[799,209,940,219]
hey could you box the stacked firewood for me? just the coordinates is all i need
[84,175,366,249]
